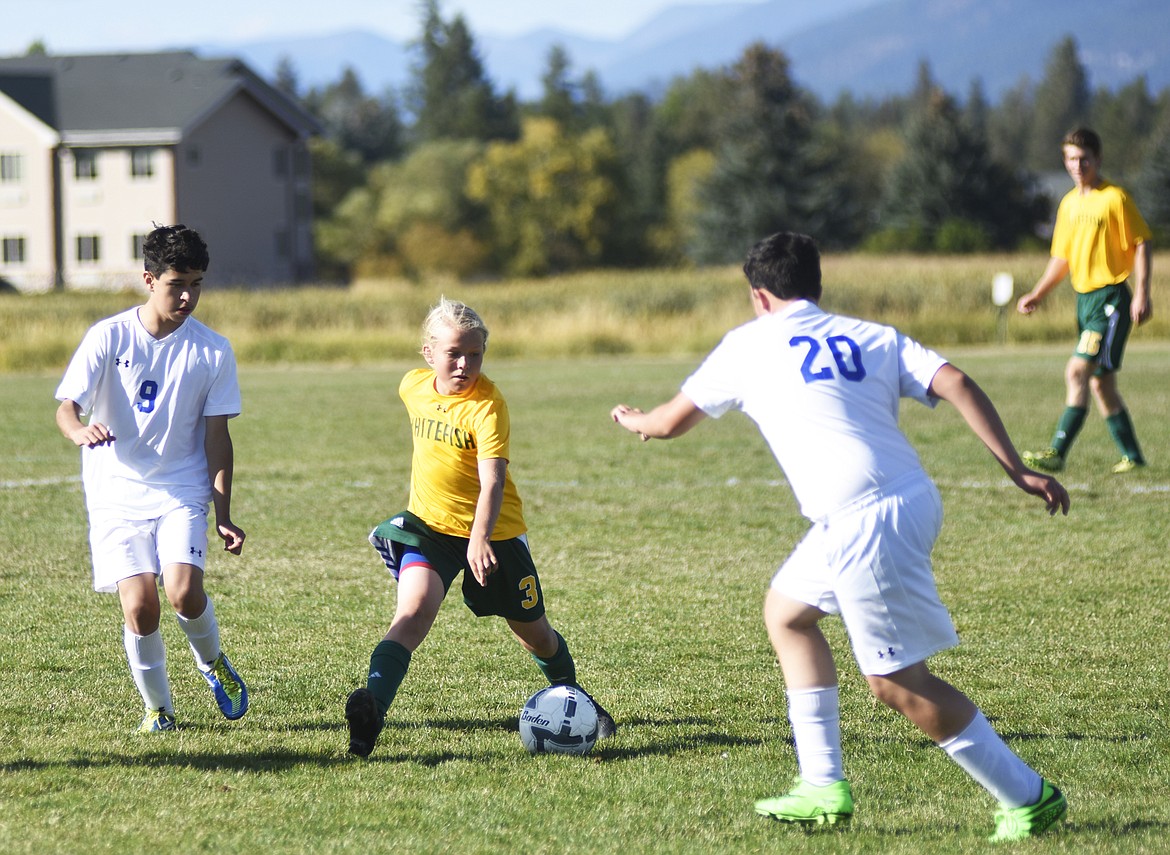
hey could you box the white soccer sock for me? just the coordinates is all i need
[939,710,1043,807]
[787,686,844,786]
[176,598,221,671]
[123,627,173,713]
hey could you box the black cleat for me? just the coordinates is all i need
[345,687,384,758]
[576,686,617,739]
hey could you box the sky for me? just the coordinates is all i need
[0,0,763,56]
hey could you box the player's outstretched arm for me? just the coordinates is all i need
[610,393,707,441]
[1017,257,1069,315]
[928,364,1070,517]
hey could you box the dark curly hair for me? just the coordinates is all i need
[143,224,209,277]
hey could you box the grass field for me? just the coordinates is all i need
[3,346,1170,854]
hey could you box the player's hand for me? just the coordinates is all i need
[1016,293,1041,315]
[1018,471,1070,516]
[1132,293,1153,325]
[467,537,497,586]
[217,521,246,554]
[610,404,650,441]
[71,421,115,448]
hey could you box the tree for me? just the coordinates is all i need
[1027,36,1091,171]
[274,56,299,99]
[408,0,518,143]
[1092,76,1156,178]
[1135,120,1170,241]
[467,118,621,275]
[537,45,578,129]
[876,91,1044,251]
[317,140,490,280]
[303,68,404,164]
[691,44,858,262]
[987,77,1033,166]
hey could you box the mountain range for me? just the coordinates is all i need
[200,0,1170,104]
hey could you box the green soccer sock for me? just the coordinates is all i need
[367,639,411,718]
[1051,406,1087,457]
[1106,410,1144,462]
[533,631,577,686]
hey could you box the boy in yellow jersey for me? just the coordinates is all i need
[1017,127,1152,474]
[345,298,616,757]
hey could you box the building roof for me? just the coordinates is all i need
[0,51,319,144]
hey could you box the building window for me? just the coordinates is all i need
[273,147,289,177]
[131,149,154,178]
[293,147,309,177]
[76,235,101,262]
[2,236,26,263]
[274,229,290,258]
[0,154,22,182]
[186,146,200,166]
[132,234,148,260]
[74,150,98,180]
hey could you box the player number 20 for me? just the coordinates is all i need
[790,335,867,383]
[135,380,159,413]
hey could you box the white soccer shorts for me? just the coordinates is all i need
[88,504,210,592]
[771,472,959,676]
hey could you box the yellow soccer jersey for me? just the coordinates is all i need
[399,367,526,539]
[1051,180,1152,293]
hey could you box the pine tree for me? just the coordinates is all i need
[1027,36,1091,171]
[691,44,856,262]
[408,0,518,143]
[879,91,1043,251]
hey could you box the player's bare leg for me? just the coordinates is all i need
[865,662,976,742]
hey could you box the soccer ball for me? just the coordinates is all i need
[518,685,599,755]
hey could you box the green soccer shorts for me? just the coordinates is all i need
[1074,282,1132,374]
[369,511,546,622]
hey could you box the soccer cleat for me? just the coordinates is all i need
[988,779,1067,843]
[754,778,854,826]
[137,709,177,733]
[202,652,248,720]
[574,686,617,739]
[1022,448,1064,472]
[1111,456,1145,474]
[345,687,384,758]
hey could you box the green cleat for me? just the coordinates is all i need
[989,779,1067,843]
[1111,456,1145,474]
[1022,448,1065,472]
[754,778,853,826]
[203,652,248,720]
[137,709,177,733]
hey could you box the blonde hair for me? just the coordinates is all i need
[421,297,489,352]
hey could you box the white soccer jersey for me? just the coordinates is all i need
[681,300,947,521]
[56,307,241,516]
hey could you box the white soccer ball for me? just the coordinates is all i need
[518,685,599,755]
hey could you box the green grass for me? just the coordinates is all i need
[3,347,1170,853]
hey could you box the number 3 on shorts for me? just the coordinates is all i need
[518,575,539,609]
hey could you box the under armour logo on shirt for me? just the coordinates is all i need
[190,547,203,557]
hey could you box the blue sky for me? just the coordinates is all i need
[1,0,765,55]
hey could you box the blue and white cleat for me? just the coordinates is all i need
[203,652,249,720]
